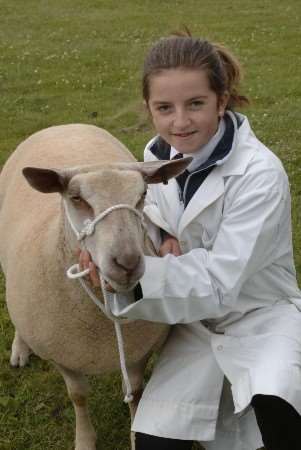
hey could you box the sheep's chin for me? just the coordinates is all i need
[105,278,138,294]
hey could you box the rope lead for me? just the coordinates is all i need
[64,201,147,404]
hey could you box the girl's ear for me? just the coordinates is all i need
[144,100,153,119]
[218,91,230,116]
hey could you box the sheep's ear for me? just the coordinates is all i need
[137,157,192,185]
[22,167,69,193]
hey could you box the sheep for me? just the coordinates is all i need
[0,124,191,450]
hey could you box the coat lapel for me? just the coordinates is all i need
[177,114,257,235]
[178,167,225,235]
[160,178,184,235]
[144,177,183,236]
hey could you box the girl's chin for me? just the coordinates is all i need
[172,142,203,154]
[170,135,206,153]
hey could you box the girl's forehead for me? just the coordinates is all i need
[148,68,214,101]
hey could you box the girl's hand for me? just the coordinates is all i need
[159,235,182,257]
[78,249,115,292]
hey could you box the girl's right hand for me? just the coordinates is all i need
[78,249,102,288]
[159,235,182,257]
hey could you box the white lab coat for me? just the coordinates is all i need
[110,112,301,449]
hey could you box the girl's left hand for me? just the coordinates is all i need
[78,249,115,292]
[159,235,182,257]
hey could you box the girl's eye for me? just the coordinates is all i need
[189,100,204,110]
[157,104,171,113]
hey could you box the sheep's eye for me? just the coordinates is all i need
[70,195,82,203]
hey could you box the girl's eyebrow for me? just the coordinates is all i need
[151,100,172,105]
[187,95,208,101]
[151,95,209,105]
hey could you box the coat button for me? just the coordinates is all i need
[217,345,223,351]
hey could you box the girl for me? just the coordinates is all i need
[81,33,301,450]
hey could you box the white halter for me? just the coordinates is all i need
[64,200,147,403]
[64,202,146,242]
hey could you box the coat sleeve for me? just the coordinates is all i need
[111,168,289,323]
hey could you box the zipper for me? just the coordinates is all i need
[182,163,216,206]
[177,184,184,204]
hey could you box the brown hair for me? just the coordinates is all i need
[142,32,249,110]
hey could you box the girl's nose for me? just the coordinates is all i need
[173,109,191,129]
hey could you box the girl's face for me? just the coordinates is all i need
[147,68,229,154]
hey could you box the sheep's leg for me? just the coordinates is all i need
[10,330,32,367]
[125,355,149,450]
[56,364,96,450]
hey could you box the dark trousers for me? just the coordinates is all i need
[135,395,301,450]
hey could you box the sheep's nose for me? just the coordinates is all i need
[114,253,141,275]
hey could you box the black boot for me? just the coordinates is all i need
[135,432,194,450]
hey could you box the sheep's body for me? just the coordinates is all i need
[0,124,168,449]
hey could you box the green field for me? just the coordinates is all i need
[1,1,301,449]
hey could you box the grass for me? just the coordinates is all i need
[0,0,301,449]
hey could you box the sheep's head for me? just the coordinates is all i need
[23,157,191,292]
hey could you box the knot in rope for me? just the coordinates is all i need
[78,219,95,241]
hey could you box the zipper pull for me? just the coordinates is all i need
[178,188,184,204]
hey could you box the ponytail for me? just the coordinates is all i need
[213,42,250,109]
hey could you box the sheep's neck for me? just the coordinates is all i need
[56,205,80,272]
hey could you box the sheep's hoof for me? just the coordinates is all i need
[75,441,96,450]
[75,447,96,450]
[75,430,97,450]
[10,333,32,367]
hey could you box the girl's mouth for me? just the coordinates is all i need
[172,131,197,138]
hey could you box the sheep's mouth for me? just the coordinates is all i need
[100,257,145,293]
[105,277,140,294]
